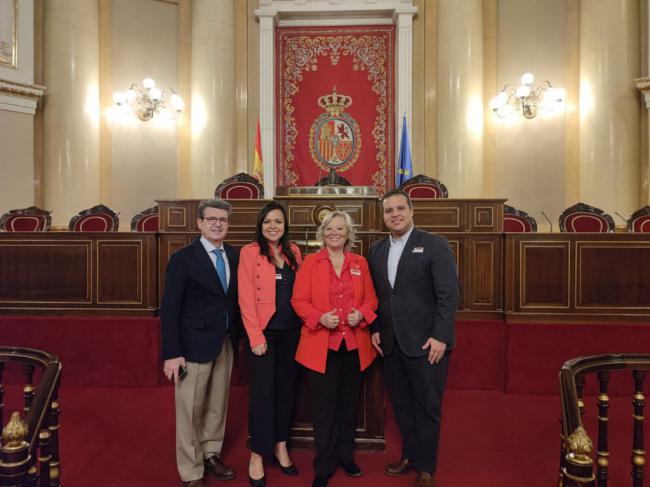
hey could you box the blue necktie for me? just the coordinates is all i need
[212,248,228,292]
[213,248,229,330]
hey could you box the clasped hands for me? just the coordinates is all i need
[319,308,362,329]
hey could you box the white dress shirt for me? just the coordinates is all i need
[387,224,415,288]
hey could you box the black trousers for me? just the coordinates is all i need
[248,327,300,456]
[306,344,362,476]
[383,341,451,474]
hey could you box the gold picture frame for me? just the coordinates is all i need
[0,0,17,69]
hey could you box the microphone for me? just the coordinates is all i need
[304,227,309,254]
[540,211,553,232]
[614,211,628,224]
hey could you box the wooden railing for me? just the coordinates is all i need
[0,347,62,487]
[559,353,650,486]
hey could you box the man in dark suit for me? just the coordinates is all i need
[161,198,242,487]
[368,189,459,487]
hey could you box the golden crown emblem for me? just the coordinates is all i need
[317,86,352,116]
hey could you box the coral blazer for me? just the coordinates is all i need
[238,242,303,348]
[292,249,378,374]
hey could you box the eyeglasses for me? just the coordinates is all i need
[202,216,229,225]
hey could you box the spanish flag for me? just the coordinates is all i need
[253,119,264,184]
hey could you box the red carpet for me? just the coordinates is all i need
[2,317,649,485]
[1,385,637,487]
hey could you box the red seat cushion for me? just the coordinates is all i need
[74,214,115,232]
[136,214,158,232]
[564,213,609,232]
[504,216,532,232]
[4,215,46,232]
[221,184,260,199]
[405,185,442,199]
[631,216,650,233]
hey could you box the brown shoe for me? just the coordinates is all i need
[385,457,414,476]
[181,478,205,487]
[204,455,236,481]
[415,471,435,487]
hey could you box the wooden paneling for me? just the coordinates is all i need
[505,234,650,320]
[576,243,650,308]
[0,240,91,303]
[0,233,156,315]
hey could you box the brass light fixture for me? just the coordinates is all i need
[112,78,184,121]
[489,73,565,119]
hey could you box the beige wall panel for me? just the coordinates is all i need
[0,111,35,211]
[493,0,567,231]
[110,0,179,228]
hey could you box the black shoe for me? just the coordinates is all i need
[273,456,299,476]
[249,475,265,487]
[312,474,331,487]
[340,460,363,477]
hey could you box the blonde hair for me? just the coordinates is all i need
[315,211,356,251]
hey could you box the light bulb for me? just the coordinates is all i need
[149,87,163,102]
[142,78,155,90]
[126,89,137,103]
[516,85,531,98]
[555,88,566,102]
[112,91,125,105]
[496,91,509,105]
[489,98,500,111]
[170,93,184,112]
[520,72,534,85]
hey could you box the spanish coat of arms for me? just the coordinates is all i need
[308,87,362,173]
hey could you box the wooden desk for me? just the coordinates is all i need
[505,233,650,321]
[0,232,157,315]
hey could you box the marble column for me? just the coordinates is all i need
[43,0,100,227]
[394,6,418,180]
[635,0,650,206]
[257,11,276,199]
[579,0,640,215]
[436,0,484,197]
[190,0,236,198]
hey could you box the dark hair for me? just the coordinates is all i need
[255,201,299,271]
[198,198,232,218]
[381,188,413,208]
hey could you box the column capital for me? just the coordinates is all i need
[393,5,417,24]
[635,77,650,108]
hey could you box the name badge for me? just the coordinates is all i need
[350,269,361,276]
[412,247,424,253]
[275,273,282,280]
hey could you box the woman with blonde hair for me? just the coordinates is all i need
[291,210,378,487]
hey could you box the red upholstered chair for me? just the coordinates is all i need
[214,173,264,199]
[69,204,119,232]
[130,205,159,232]
[399,174,449,199]
[627,206,650,233]
[559,202,615,233]
[0,206,52,232]
[504,205,537,232]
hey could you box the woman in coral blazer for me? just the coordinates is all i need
[238,201,302,486]
[291,210,378,487]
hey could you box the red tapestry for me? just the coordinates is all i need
[276,25,395,194]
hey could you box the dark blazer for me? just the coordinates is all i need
[161,238,242,363]
[368,227,459,357]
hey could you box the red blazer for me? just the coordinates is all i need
[238,242,302,348]
[292,249,378,373]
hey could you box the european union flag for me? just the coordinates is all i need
[396,114,413,187]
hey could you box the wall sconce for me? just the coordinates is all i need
[489,73,565,119]
[112,78,184,121]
